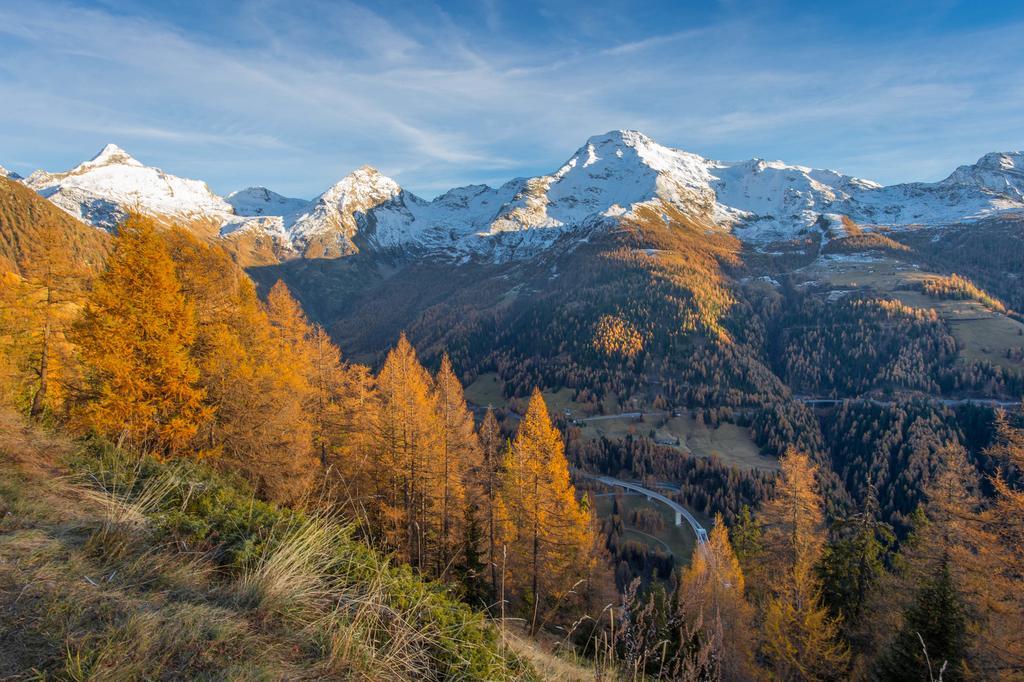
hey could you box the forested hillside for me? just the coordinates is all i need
[2,203,1023,680]
[0,214,607,679]
[0,176,109,277]
[240,197,1024,679]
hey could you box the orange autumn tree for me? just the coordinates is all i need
[162,236,317,502]
[759,447,849,680]
[215,278,316,503]
[983,413,1024,673]
[73,214,208,455]
[307,325,353,466]
[17,220,90,417]
[431,353,479,578]
[312,328,375,507]
[262,280,379,487]
[676,515,757,681]
[0,262,82,416]
[372,333,442,570]
[896,437,1023,677]
[473,407,506,597]
[266,280,312,358]
[500,388,596,634]
[262,278,377,501]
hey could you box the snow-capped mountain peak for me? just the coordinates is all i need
[84,143,143,169]
[23,144,231,230]
[940,151,1024,198]
[284,166,409,257]
[557,129,711,187]
[478,130,716,236]
[316,166,402,208]
[972,151,1024,173]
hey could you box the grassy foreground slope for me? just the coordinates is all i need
[0,410,553,680]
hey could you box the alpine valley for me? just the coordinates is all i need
[4,128,1024,679]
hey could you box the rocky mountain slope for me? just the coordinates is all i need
[11,133,1024,262]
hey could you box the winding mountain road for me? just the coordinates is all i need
[796,396,1021,409]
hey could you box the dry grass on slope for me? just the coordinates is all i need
[0,410,550,680]
[0,413,300,679]
[503,627,614,682]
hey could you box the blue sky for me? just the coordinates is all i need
[1,0,1022,198]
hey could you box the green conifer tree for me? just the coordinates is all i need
[876,553,967,682]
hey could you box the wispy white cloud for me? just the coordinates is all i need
[597,27,705,57]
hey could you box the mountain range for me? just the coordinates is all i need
[4,128,1023,561]
[12,131,1024,264]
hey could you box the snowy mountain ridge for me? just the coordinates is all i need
[23,144,233,230]
[226,186,309,219]
[13,132,1024,260]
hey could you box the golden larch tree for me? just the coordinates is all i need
[263,278,376,500]
[500,388,595,634]
[910,442,1019,677]
[472,407,505,597]
[18,220,90,417]
[983,413,1024,674]
[266,280,311,359]
[372,333,441,569]
[677,514,757,681]
[306,325,350,466]
[73,214,208,455]
[758,447,849,680]
[0,272,71,412]
[164,230,316,501]
[431,353,477,578]
[317,340,376,508]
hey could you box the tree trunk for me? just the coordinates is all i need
[30,299,51,418]
[441,430,450,577]
[530,474,541,635]
[488,493,497,597]
[531,527,540,635]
